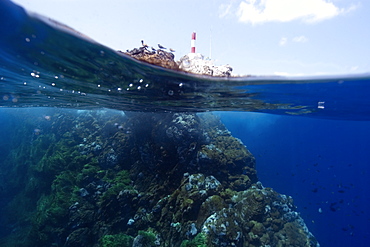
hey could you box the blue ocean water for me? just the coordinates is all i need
[1,0,370,246]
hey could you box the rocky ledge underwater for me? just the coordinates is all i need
[0,109,319,247]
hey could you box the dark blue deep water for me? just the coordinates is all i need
[1,1,370,246]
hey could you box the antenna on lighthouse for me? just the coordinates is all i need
[209,28,212,59]
[191,32,196,53]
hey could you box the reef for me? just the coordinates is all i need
[0,109,319,247]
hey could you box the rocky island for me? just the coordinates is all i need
[124,43,233,77]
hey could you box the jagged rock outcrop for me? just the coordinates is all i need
[178,53,233,77]
[124,47,180,71]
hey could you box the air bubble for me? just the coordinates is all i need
[317,101,325,109]
[31,72,40,78]
[168,90,174,96]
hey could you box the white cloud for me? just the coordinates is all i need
[219,3,233,18]
[292,35,308,43]
[279,37,288,46]
[236,0,356,25]
[279,36,307,46]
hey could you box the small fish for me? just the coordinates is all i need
[158,44,166,49]
[169,48,175,52]
[330,202,338,212]
[151,47,156,52]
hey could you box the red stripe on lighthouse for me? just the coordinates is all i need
[191,32,196,53]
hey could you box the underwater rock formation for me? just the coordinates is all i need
[0,109,319,247]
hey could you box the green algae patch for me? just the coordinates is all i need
[180,233,207,247]
[100,169,132,202]
[76,158,101,182]
[34,170,80,227]
[136,230,157,246]
[100,233,133,247]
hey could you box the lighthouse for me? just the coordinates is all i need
[191,32,196,53]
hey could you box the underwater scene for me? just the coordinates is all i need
[1,1,370,246]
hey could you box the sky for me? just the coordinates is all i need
[11,0,370,76]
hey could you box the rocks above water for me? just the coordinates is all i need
[124,47,180,71]
[178,53,233,77]
[124,45,233,77]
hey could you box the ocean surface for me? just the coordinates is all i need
[1,1,370,246]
